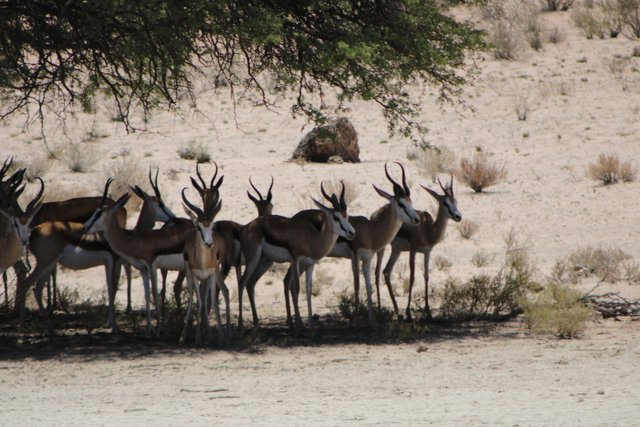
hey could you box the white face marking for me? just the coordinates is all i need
[331,212,355,240]
[198,222,215,247]
[395,197,420,225]
[14,218,30,246]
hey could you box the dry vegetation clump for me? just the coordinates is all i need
[434,255,452,272]
[547,26,566,43]
[412,145,456,182]
[566,245,635,282]
[458,218,480,239]
[63,144,98,173]
[586,153,636,185]
[24,156,52,182]
[471,250,493,268]
[542,0,576,11]
[521,282,590,338]
[336,291,394,324]
[456,153,507,193]
[318,177,360,205]
[572,0,640,39]
[107,157,147,209]
[438,231,537,320]
[481,0,543,59]
[177,140,211,163]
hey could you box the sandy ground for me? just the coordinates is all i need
[1,8,640,426]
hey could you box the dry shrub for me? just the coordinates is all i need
[482,0,542,59]
[617,0,640,38]
[587,153,636,185]
[413,145,456,182]
[471,250,493,268]
[572,6,607,39]
[567,246,633,282]
[456,153,507,193]
[548,26,566,43]
[318,178,359,205]
[439,231,537,319]
[64,144,98,173]
[25,156,52,182]
[336,291,394,324]
[542,0,576,10]
[107,157,147,209]
[177,140,211,163]
[458,219,480,239]
[434,255,452,272]
[521,283,590,338]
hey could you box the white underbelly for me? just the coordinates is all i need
[154,254,185,271]
[262,242,292,263]
[59,246,111,270]
[328,241,352,258]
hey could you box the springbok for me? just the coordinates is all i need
[375,174,461,320]
[82,179,191,336]
[239,182,355,334]
[286,163,420,328]
[19,171,174,331]
[180,188,229,344]
[0,177,44,281]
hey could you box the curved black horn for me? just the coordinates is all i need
[195,162,207,190]
[339,181,347,209]
[437,176,446,193]
[102,178,114,204]
[384,163,404,196]
[449,172,454,193]
[320,181,332,203]
[267,176,274,202]
[395,162,410,195]
[182,187,205,218]
[210,161,219,188]
[25,177,44,215]
[0,156,12,178]
[249,177,263,199]
[149,167,161,198]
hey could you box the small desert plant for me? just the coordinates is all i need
[521,282,590,338]
[587,153,636,185]
[434,255,452,272]
[413,145,456,182]
[542,0,576,10]
[489,21,521,59]
[471,250,493,268]
[514,95,530,121]
[336,291,394,324]
[633,45,640,56]
[177,140,211,163]
[24,156,52,182]
[64,144,98,173]
[458,219,480,239]
[456,153,507,193]
[567,245,633,282]
[74,291,109,336]
[618,0,640,38]
[548,26,566,43]
[572,6,607,39]
[107,157,147,208]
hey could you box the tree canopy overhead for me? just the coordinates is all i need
[0,0,484,140]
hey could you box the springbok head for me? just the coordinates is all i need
[129,167,175,223]
[247,176,274,217]
[83,178,129,234]
[373,162,420,226]
[190,162,224,210]
[182,187,222,248]
[313,181,356,240]
[0,177,44,245]
[422,173,462,222]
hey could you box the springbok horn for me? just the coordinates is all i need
[385,163,404,196]
[149,167,162,198]
[339,181,347,209]
[210,161,219,188]
[249,177,263,199]
[182,187,205,219]
[102,178,114,204]
[267,176,274,202]
[25,177,44,215]
[395,161,410,195]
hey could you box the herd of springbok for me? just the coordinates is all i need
[0,156,462,343]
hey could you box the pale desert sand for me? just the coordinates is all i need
[1,9,640,426]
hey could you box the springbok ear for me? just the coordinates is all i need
[421,185,441,201]
[182,204,198,222]
[247,191,259,204]
[372,184,393,201]
[115,193,130,209]
[312,198,329,213]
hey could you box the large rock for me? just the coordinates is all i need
[291,117,360,163]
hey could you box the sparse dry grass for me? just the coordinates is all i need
[413,145,456,182]
[482,0,543,60]
[456,153,507,193]
[63,144,98,173]
[177,140,211,163]
[107,157,147,209]
[471,250,493,268]
[587,153,636,185]
[458,219,480,239]
[318,178,359,205]
[521,282,590,339]
[567,245,634,282]
[24,156,52,182]
[434,255,452,272]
